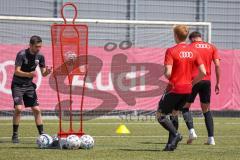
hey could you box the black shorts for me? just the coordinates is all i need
[158,92,190,114]
[187,80,211,104]
[11,83,39,107]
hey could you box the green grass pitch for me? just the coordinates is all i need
[0,118,240,160]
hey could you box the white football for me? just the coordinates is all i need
[80,135,94,149]
[65,52,77,62]
[36,134,53,149]
[66,135,81,150]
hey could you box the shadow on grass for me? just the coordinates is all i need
[11,142,35,145]
[138,141,166,145]
[9,146,37,149]
[0,140,35,145]
[118,148,162,152]
[180,143,202,146]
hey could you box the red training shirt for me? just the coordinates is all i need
[189,41,219,81]
[164,42,203,94]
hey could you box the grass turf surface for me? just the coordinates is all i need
[0,118,240,160]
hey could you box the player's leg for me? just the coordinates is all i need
[166,94,190,150]
[182,103,194,131]
[12,105,23,143]
[157,93,182,151]
[201,103,214,145]
[157,112,182,151]
[199,81,214,145]
[11,84,24,143]
[167,113,179,145]
[183,103,197,144]
[165,110,179,149]
[182,83,200,144]
[31,106,44,135]
[24,84,44,135]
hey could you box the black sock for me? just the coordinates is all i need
[203,111,214,137]
[167,116,179,144]
[167,132,173,145]
[13,124,19,136]
[170,115,179,130]
[182,108,194,130]
[158,116,177,136]
[37,125,44,135]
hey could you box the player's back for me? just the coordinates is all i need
[165,43,202,94]
[189,41,218,80]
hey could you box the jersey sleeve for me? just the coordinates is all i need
[15,53,23,67]
[39,55,46,68]
[164,49,173,65]
[212,45,220,60]
[195,51,203,66]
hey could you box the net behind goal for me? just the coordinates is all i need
[0,16,211,120]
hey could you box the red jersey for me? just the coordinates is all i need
[189,41,219,81]
[164,43,203,94]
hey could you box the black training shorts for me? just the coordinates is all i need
[187,80,211,104]
[158,92,190,114]
[11,83,39,107]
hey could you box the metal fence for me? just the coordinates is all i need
[0,0,239,49]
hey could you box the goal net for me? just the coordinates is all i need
[0,16,211,120]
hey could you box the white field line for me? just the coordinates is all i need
[1,135,240,139]
[1,122,240,125]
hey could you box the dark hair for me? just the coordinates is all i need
[30,35,42,45]
[189,31,202,40]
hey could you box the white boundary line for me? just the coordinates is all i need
[1,135,240,139]
[1,122,240,125]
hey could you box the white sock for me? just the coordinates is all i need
[208,137,214,141]
[189,128,195,134]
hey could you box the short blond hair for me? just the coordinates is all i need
[173,25,189,42]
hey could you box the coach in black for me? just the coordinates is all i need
[11,36,52,143]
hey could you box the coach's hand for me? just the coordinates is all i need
[215,83,220,95]
[41,66,53,77]
[45,66,52,75]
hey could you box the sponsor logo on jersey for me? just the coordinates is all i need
[195,44,210,49]
[179,51,193,58]
[35,59,39,65]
